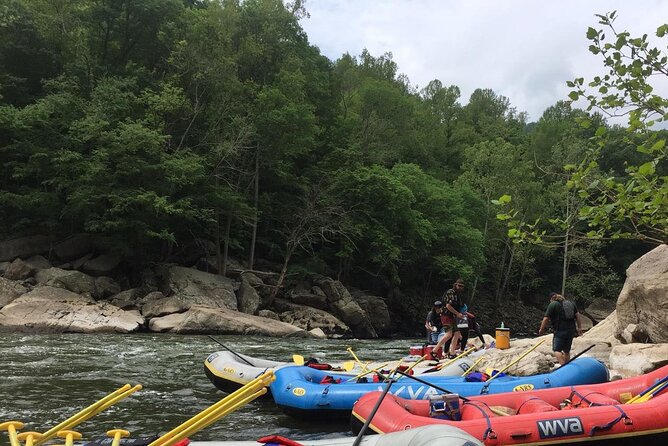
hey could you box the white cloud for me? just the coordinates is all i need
[300,0,668,122]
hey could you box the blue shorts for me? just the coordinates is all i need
[428,329,446,344]
[552,331,575,353]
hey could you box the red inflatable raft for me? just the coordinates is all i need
[352,364,668,445]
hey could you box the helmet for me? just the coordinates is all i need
[433,300,443,307]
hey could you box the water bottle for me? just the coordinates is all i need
[500,321,505,329]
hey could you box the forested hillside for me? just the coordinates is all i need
[1,1,665,333]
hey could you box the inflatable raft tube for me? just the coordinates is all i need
[189,424,483,446]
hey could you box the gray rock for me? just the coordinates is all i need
[309,327,327,339]
[291,292,327,309]
[53,234,93,261]
[37,267,97,296]
[95,276,121,298]
[616,244,668,344]
[355,293,391,336]
[71,253,94,271]
[609,343,668,377]
[0,277,27,308]
[81,254,122,276]
[237,277,261,314]
[275,300,351,337]
[258,309,280,320]
[148,305,312,337]
[25,255,51,271]
[585,298,617,323]
[0,235,52,262]
[316,278,378,338]
[0,262,9,275]
[4,258,34,280]
[164,266,237,310]
[0,286,144,333]
[141,293,188,318]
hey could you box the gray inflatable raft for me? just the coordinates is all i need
[191,424,483,446]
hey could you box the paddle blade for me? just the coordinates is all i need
[342,361,355,372]
[292,354,305,366]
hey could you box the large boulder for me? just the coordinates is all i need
[236,275,261,315]
[53,234,93,261]
[316,278,378,338]
[140,291,188,318]
[0,277,27,308]
[35,267,98,296]
[161,266,237,310]
[275,299,352,338]
[0,286,144,333]
[609,343,668,378]
[4,258,34,280]
[81,254,122,277]
[584,298,616,323]
[354,293,391,337]
[0,235,52,262]
[291,292,328,309]
[615,244,668,344]
[148,305,312,337]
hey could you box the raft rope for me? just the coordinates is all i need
[515,397,549,414]
[589,405,632,436]
[461,401,495,441]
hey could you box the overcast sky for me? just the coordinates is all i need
[299,0,668,122]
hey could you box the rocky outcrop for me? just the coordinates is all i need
[35,267,98,296]
[140,291,188,318]
[162,266,238,310]
[148,305,313,337]
[316,278,378,338]
[53,234,93,261]
[0,277,27,308]
[584,298,616,323]
[615,244,668,343]
[236,275,261,314]
[275,299,352,337]
[0,286,144,333]
[0,235,52,262]
[4,258,34,280]
[355,293,391,337]
[609,343,668,378]
[81,254,122,277]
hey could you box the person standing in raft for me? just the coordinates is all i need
[538,291,584,365]
[425,300,445,345]
[431,278,466,359]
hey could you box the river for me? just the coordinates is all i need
[0,333,420,443]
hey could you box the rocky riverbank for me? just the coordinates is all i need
[1,235,667,376]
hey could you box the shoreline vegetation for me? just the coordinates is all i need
[0,3,666,374]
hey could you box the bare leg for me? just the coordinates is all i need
[553,351,567,365]
[433,329,454,358]
[449,331,462,356]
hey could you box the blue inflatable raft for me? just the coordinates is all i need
[270,357,608,418]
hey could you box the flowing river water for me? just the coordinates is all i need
[0,333,420,444]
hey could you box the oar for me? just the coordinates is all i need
[149,371,274,446]
[347,347,369,373]
[634,380,668,403]
[17,432,43,446]
[352,369,399,445]
[0,421,24,446]
[208,335,255,367]
[341,361,356,372]
[395,371,510,417]
[423,347,476,373]
[483,338,546,385]
[627,375,668,404]
[292,354,305,365]
[345,363,389,383]
[561,344,596,367]
[107,429,130,446]
[461,355,486,376]
[33,384,141,446]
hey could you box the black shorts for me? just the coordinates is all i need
[552,331,575,353]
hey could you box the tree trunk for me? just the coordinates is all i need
[470,205,490,304]
[499,241,517,300]
[272,247,293,299]
[249,145,260,269]
[561,195,571,296]
[222,214,232,277]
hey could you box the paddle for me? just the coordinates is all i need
[423,347,476,373]
[345,363,389,383]
[561,344,596,367]
[292,354,305,366]
[627,374,668,404]
[207,335,255,367]
[352,370,399,445]
[483,338,546,386]
[395,370,510,417]
[346,347,369,373]
[461,355,485,376]
[0,421,24,446]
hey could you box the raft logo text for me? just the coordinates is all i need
[537,416,583,439]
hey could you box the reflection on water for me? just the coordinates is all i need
[0,333,418,442]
